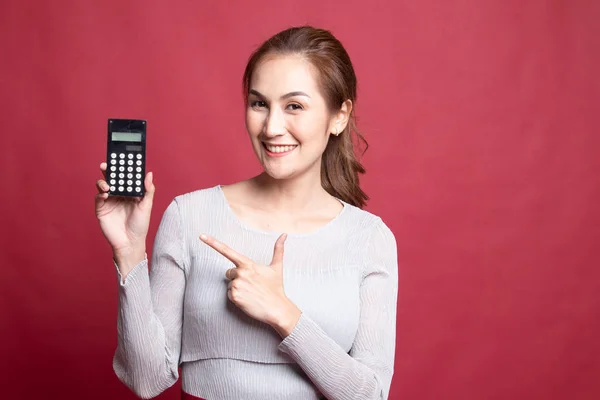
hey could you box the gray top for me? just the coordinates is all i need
[113,185,398,399]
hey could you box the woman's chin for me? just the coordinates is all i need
[262,165,297,181]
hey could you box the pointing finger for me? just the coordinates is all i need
[200,234,252,267]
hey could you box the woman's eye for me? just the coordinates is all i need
[287,103,303,111]
[251,100,266,109]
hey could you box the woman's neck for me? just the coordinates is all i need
[248,171,334,213]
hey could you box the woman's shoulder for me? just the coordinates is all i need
[341,202,396,241]
[171,185,224,210]
[341,201,385,226]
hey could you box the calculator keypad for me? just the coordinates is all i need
[108,152,143,196]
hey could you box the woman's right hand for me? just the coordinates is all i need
[95,162,155,278]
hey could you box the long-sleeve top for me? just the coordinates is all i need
[113,185,398,399]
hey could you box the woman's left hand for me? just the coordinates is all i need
[199,233,301,337]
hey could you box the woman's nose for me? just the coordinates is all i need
[264,108,286,137]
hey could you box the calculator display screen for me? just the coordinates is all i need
[112,132,142,142]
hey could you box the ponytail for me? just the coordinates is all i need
[321,118,369,208]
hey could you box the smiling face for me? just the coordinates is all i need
[245,54,347,181]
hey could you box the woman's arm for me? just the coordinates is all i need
[278,218,398,400]
[112,200,186,399]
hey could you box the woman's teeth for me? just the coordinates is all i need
[265,145,297,153]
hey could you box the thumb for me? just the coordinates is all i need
[270,233,287,268]
[141,171,155,205]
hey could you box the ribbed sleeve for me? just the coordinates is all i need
[112,200,186,399]
[278,218,398,400]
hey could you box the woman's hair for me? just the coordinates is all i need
[242,26,369,208]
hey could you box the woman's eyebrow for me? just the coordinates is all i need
[249,89,311,100]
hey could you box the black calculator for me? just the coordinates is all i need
[106,119,146,197]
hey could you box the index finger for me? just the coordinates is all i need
[200,234,251,267]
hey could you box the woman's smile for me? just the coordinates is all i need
[262,142,299,157]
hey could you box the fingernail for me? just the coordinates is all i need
[200,234,207,241]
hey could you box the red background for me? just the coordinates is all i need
[1,1,599,399]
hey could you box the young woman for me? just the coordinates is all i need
[95,26,398,400]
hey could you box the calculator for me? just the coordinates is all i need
[106,118,146,197]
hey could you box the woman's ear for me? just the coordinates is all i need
[329,99,353,136]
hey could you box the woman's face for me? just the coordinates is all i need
[245,54,348,181]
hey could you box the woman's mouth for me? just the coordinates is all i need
[263,143,298,157]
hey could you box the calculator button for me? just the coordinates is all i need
[119,153,125,159]
[110,179,116,185]
[118,180,124,185]
[120,160,125,165]
[110,159,117,165]
[135,187,141,192]
[128,160,133,165]
[119,166,125,172]
[111,153,117,158]
[136,154,142,159]
[136,174,141,179]
[136,160,142,166]
[136,167,142,172]
[119,173,124,178]
[110,186,116,191]
[126,180,132,185]
[127,186,133,192]
[110,166,116,171]
[135,180,142,186]
[128,154,134,159]
[127,173,133,179]
[118,186,124,191]
[110,173,116,178]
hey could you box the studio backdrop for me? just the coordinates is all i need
[1,1,598,399]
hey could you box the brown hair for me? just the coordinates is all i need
[242,26,369,208]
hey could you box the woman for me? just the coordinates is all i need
[95,26,398,400]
